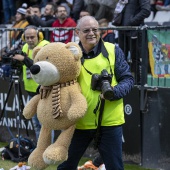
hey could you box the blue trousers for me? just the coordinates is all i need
[164,0,170,6]
[32,114,41,142]
[28,95,41,142]
[2,0,15,24]
[57,126,124,170]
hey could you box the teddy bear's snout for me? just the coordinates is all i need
[30,65,40,75]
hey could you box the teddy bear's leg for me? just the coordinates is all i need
[43,124,76,165]
[28,125,51,170]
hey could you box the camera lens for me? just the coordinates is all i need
[91,74,100,91]
[101,81,114,100]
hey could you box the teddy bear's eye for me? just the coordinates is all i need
[46,57,48,60]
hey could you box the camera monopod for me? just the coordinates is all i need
[0,69,29,159]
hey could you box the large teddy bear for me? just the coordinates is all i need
[23,42,87,170]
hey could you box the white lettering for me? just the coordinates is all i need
[4,93,12,111]
[0,93,3,110]
[22,95,30,106]
[0,117,33,130]
[0,92,29,112]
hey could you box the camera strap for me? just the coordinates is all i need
[93,95,105,150]
[81,40,114,76]
[81,58,113,76]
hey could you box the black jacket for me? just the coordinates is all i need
[26,15,56,40]
[26,15,56,27]
[121,0,151,26]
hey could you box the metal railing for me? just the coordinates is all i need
[1,26,170,169]
[1,25,170,93]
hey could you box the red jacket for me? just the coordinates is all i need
[51,17,77,43]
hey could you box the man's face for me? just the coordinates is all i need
[79,11,90,19]
[44,4,53,16]
[56,7,67,20]
[76,19,100,51]
[24,28,39,49]
[32,7,41,17]
[99,22,108,34]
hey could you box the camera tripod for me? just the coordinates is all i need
[0,69,29,158]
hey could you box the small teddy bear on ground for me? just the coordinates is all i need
[9,162,31,170]
[23,42,87,170]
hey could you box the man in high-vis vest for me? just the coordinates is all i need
[13,25,49,142]
[57,16,134,170]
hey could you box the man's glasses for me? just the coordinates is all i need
[80,28,99,34]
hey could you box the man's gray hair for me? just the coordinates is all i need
[76,16,99,29]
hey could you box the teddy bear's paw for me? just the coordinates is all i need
[28,149,48,170]
[23,113,31,119]
[67,111,83,121]
[43,146,68,165]
[28,161,48,170]
[67,104,87,121]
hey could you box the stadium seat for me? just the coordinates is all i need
[144,21,158,26]
[144,11,154,22]
[152,11,170,24]
[162,21,170,26]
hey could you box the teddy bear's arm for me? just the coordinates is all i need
[67,85,87,121]
[23,94,41,119]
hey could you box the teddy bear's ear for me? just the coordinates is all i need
[32,46,43,60]
[65,43,82,61]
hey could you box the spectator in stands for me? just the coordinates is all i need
[41,2,56,24]
[1,3,28,54]
[71,0,85,22]
[114,0,151,84]
[79,10,90,19]
[85,0,117,22]
[2,0,16,24]
[26,5,42,25]
[9,3,29,50]
[26,3,56,40]
[52,0,71,15]
[51,5,77,43]
[98,18,115,44]
[84,0,99,18]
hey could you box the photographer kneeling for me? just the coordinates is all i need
[13,25,49,142]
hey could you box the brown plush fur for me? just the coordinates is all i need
[23,42,87,170]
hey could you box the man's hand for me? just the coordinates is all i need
[13,54,25,61]
[26,8,31,16]
[26,7,34,16]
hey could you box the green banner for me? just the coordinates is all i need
[148,30,170,78]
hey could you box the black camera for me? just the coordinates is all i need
[0,48,26,78]
[91,69,114,100]
[2,48,25,69]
